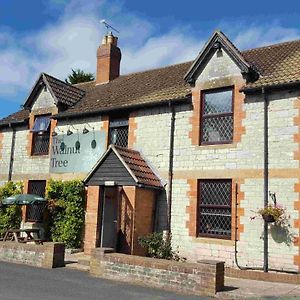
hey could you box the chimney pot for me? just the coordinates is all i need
[96,33,121,84]
[102,35,108,45]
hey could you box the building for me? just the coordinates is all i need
[1,30,300,271]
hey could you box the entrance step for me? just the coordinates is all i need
[64,251,91,272]
[78,256,91,267]
[65,262,90,272]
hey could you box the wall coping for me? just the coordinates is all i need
[92,248,224,274]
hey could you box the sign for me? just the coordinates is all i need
[50,131,106,173]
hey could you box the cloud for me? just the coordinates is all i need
[122,30,204,74]
[1,0,300,104]
[222,22,300,50]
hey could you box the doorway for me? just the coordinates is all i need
[100,187,119,249]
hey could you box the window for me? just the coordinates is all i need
[26,180,46,222]
[109,118,128,148]
[201,88,233,144]
[31,115,51,155]
[198,179,232,239]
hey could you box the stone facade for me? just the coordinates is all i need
[1,36,300,273]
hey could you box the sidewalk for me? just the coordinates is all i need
[217,277,300,299]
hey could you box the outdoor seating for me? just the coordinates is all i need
[2,228,43,245]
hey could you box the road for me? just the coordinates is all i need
[0,262,210,300]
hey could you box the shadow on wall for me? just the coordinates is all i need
[155,190,168,232]
[270,224,296,246]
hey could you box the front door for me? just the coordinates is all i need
[100,187,118,249]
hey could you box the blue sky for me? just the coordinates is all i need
[1,0,300,119]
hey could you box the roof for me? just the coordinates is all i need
[57,61,192,118]
[242,39,300,90]
[43,73,85,106]
[2,34,300,125]
[85,145,163,189]
[0,109,29,127]
[23,73,85,108]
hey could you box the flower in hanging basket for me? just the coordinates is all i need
[257,204,286,225]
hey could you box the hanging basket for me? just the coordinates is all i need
[262,214,275,223]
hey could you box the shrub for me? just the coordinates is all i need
[0,181,23,236]
[45,179,86,249]
[138,232,183,261]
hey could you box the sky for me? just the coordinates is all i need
[1,0,300,118]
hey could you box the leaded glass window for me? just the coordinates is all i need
[198,180,232,239]
[201,88,233,144]
[26,180,46,223]
[109,118,128,148]
[32,115,51,155]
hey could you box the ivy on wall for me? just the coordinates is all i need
[46,179,86,249]
[0,181,23,236]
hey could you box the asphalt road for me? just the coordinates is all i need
[0,262,210,300]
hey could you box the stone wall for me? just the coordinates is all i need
[90,248,224,296]
[131,49,300,271]
[0,242,65,268]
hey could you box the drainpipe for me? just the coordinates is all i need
[8,123,16,182]
[167,101,176,233]
[262,87,269,272]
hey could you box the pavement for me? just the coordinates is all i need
[0,261,209,300]
[218,277,300,299]
[1,259,300,299]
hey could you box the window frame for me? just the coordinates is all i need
[108,117,129,148]
[197,179,232,240]
[200,86,234,145]
[26,180,47,223]
[31,115,51,156]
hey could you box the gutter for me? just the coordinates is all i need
[0,119,28,129]
[53,96,191,121]
[240,80,300,94]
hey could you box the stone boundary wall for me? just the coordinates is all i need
[90,248,224,296]
[0,242,65,268]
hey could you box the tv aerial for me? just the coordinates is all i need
[100,20,120,34]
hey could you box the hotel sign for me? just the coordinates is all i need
[50,131,106,173]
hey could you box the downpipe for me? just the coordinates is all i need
[167,101,175,233]
[8,123,16,181]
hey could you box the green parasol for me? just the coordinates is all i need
[0,194,47,206]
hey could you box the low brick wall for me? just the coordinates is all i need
[90,248,224,296]
[0,242,65,268]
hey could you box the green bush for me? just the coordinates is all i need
[138,232,183,261]
[46,179,86,249]
[0,181,23,236]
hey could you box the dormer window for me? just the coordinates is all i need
[31,115,51,155]
[109,118,128,148]
[201,88,233,145]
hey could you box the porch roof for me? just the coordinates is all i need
[84,145,163,189]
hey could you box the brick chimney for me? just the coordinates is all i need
[96,32,121,84]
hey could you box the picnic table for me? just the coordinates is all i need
[2,228,43,244]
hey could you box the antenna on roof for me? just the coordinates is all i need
[100,20,120,34]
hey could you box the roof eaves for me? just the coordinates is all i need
[54,95,191,120]
[42,73,59,105]
[0,119,28,128]
[184,30,253,84]
[23,73,44,108]
[111,145,139,184]
[240,80,300,93]
[83,146,113,184]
